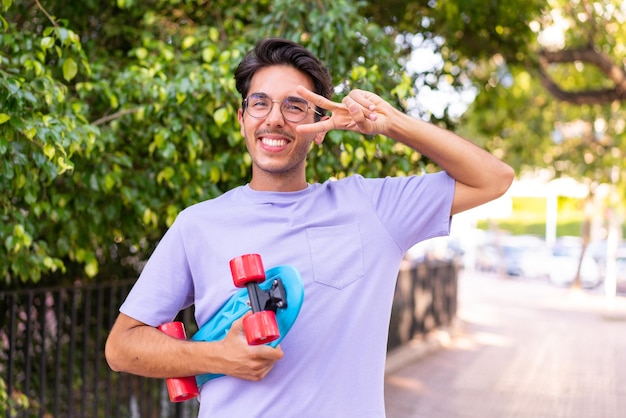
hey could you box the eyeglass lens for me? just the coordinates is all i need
[246,93,312,122]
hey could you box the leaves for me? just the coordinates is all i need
[458,0,626,187]
[0,0,425,288]
[62,58,78,81]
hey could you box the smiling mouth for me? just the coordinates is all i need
[260,137,289,148]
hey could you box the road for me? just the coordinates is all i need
[385,270,626,418]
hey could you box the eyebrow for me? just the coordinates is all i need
[249,92,308,102]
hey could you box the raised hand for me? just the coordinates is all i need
[295,86,395,141]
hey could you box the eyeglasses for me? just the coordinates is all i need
[243,93,323,123]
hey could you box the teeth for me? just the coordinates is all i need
[261,138,287,147]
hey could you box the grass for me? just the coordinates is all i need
[482,219,585,237]
[477,195,626,239]
[477,196,588,238]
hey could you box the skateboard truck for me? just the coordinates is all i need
[230,254,282,345]
[247,278,288,313]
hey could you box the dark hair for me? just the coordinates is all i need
[234,38,333,119]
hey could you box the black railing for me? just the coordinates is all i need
[387,259,458,350]
[1,280,199,418]
[1,260,457,417]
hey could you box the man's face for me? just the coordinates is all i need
[238,65,325,190]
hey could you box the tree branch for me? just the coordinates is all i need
[91,108,140,126]
[537,46,626,105]
[34,0,60,28]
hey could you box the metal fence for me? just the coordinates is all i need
[388,259,458,350]
[1,260,457,418]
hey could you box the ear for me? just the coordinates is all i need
[238,108,245,137]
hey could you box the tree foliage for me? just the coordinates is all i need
[368,0,625,214]
[7,0,623,288]
[460,0,626,205]
[1,0,427,288]
[402,1,625,290]
[367,1,625,290]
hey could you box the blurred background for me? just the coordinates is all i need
[405,175,626,296]
[2,0,625,416]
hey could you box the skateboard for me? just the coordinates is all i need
[158,254,305,401]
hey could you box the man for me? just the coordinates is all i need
[105,37,514,417]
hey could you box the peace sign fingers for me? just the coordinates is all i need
[295,86,383,136]
[294,86,341,135]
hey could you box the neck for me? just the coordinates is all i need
[249,173,308,192]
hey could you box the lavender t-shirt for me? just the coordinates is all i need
[121,172,454,417]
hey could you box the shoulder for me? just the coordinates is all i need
[325,172,452,194]
[173,187,243,222]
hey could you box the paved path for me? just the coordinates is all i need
[384,270,626,418]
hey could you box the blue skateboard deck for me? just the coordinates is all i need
[191,264,304,387]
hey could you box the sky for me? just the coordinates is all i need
[403,36,477,120]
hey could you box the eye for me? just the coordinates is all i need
[283,99,307,113]
[247,94,271,108]
[250,98,270,108]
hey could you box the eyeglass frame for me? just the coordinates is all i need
[242,92,324,123]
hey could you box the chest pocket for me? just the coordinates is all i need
[306,224,365,289]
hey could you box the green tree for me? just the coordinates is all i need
[375,0,625,286]
[1,0,427,288]
[462,0,626,287]
[366,0,624,172]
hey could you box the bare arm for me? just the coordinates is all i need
[296,87,514,215]
[105,313,283,381]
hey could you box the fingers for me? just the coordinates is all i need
[228,313,249,339]
[237,344,284,381]
[296,118,335,135]
[345,90,378,122]
[347,89,377,113]
[221,314,284,381]
[295,86,382,136]
[295,85,336,110]
[343,95,367,125]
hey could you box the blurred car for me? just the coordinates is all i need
[548,237,601,288]
[404,236,465,267]
[475,235,551,279]
[587,239,626,283]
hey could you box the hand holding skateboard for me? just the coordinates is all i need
[158,254,305,402]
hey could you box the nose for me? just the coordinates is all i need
[264,100,285,125]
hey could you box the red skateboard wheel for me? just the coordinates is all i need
[157,322,199,402]
[243,310,280,345]
[230,254,265,287]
